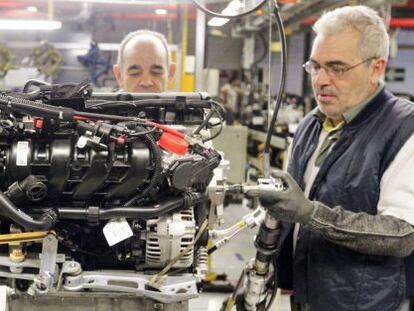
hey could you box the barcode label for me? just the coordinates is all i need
[16,141,29,166]
[103,217,133,246]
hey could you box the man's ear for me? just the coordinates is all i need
[371,57,387,84]
[113,64,122,86]
[168,62,176,83]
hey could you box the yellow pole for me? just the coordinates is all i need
[179,4,195,92]
[48,0,54,20]
[180,3,189,91]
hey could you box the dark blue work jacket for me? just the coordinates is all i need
[277,89,414,310]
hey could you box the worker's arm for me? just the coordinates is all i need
[313,134,414,257]
[306,202,414,258]
[261,167,414,258]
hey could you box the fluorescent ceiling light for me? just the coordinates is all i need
[26,6,38,13]
[208,0,242,27]
[0,20,62,30]
[61,0,158,4]
[155,9,167,15]
[222,0,243,15]
[208,17,230,27]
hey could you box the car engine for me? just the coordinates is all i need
[0,80,227,307]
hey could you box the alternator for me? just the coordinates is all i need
[144,208,196,268]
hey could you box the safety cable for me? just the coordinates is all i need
[253,31,269,67]
[263,1,287,177]
[267,0,272,132]
[265,261,279,310]
[192,0,268,19]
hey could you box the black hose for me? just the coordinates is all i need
[0,94,64,118]
[22,79,50,94]
[102,197,182,218]
[207,244,218,255]
[193,108,216,135]
[1,93,218,126]
[193,101,225,136]
[91,92,208,102]
[265,255,279,311]
[202,104,224,142]
[32,194,205,220]
[13,90,42,101]
[212,101,226,119]
[122,132,163,206]
[0,191,57,230]
[253,31,268,67]
[0,94,141,123]
[57,198,182,219]
[264,3,287,155]
[86,99,212,109]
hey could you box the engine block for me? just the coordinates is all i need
[0,81,227,304]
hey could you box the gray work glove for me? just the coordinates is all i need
[259,170,316,224]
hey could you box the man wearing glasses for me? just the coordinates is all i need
[260,5,414,310]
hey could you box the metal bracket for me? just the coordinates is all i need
[63,271,198,303]
[28,234,58,295]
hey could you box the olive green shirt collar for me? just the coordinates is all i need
[314,80,385,124]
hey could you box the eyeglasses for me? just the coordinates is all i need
[302,57,377,78]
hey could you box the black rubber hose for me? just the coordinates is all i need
[0,191,57,230]
[122,132,163,207]
[0,94,140,122]
[101,197,183,219]
[253,31,268,67]
[264,3,288,155]
[22,79,50,94]
[13,90,42,101]
[55,198,182,219]
[192,107,216,135]
[0,94,64,118]
[86,99,212,109]
[32,194,206,220]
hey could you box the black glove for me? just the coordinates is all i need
[259,170,316,224]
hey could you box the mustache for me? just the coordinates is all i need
[314,87,337,96]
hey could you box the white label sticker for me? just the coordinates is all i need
[16,141,29,166]
[103,217,133,247]
[252,116,264,125]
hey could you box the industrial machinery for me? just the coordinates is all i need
[0,79,228,310]
[0,1,288,310]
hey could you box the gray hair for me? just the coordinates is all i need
[116,29,171,70]
[313,5,389,60]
